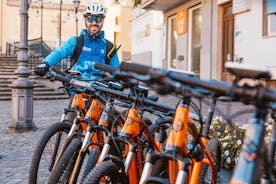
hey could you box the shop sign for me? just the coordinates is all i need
[176,8,187,35]
[233,0,251,14]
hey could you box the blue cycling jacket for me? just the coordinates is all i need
[43,29,120,79]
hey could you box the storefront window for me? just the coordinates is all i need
[168,15,177,69]
[188,5,201,76]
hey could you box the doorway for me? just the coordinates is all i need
[222,2,234,81]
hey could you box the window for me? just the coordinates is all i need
[168,15,177,69]
[268,14,276,35]
[263,0,276,36]
[188,5,201,76]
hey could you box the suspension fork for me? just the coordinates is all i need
[230,107,268,184]
[69,99,104,184]
[120,108,144,184]
[269,108,276,168]
[97,97,126,163]
[50,111,82,171]
[264,108,276,183]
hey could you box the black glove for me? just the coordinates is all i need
[34,62,49,76]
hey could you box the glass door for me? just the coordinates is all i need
[188,4,201,76]
[222,2,234,81]
[168,15,177,69]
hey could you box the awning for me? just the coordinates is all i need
[141,0,190,12]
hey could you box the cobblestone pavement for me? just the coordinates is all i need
[0,94,253,183]
[0,100,68,184]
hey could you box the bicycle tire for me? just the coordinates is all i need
[83,161,129,184]
[199,138,221,184]
[146,121,170,177]
[48,138,82,184]
[151,158,169,179]
[64,111,76,124]
[29,122,71,184]
[79,148,100,183]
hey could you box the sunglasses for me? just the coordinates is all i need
[86,16,103,23]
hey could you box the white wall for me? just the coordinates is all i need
[234,1,276,78]
[131,8,164,68]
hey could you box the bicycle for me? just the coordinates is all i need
[82,63,209,184]
[117,62,223,184]
[36,69,127,183]
[42,68,163,183]
[119,61,276,184]
[80,72,172,184]
[29,68,91,184]
[223,62,276,184]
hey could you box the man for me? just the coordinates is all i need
[34,2,119,78]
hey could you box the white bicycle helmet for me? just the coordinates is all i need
[83,2,105,17]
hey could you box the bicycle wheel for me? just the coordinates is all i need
[83,161,129,184]
[79,149,100,183]
[29,121,71,184]
[69,147,101,184]
[199,138,221,184]
[48,138,82,184]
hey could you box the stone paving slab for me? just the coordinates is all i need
[0,94,251,183]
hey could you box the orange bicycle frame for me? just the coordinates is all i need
[166,105,190,183]
[84,98,104,149]
[121,108,161,184]
[166,98,216,184]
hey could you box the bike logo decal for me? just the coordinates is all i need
[125,118,134,125]
[173,118,183,131]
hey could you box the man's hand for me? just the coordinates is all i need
[34,63,49,76]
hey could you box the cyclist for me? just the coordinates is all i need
[34,2,119,122]
[34,2,119,78]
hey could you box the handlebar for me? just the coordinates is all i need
[94,63,117,74]
[44,69,175,114]
[119,62,276,106]
[51,67,67,76]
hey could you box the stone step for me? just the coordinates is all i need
[0,72,17,75]
[0,75,17,79]
[0,68,17,72]
[0,56,18,61]
[0,62,18,66]
[0,90,67,96]
[0,87,56,92]
[0,56,70,101]
[0,83,46,88]
[0,95,69,101]
[0,65,18,69]
[0,76,39,81]
[0,80,15,83]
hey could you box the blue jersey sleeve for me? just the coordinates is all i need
[43,36,77,67]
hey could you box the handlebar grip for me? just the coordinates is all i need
[94,63,116,73]
[120,62,151,75]
[51,67,67,76]
[54,74,70,84]
[47,71,70,84]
